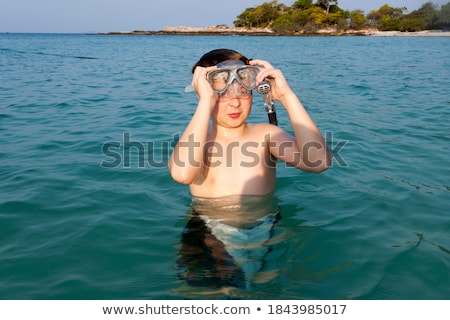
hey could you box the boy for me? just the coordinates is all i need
[171,49,330,290]
[169,48,330,198]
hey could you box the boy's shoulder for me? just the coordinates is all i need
[247,122,276,130]
[247,122,283,136]
[243,123,288,146]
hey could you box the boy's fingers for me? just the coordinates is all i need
[250,59,274,69]
[257,68,279,83]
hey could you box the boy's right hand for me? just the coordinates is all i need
[192,66,218,105]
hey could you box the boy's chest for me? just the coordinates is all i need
[204,139,267,168]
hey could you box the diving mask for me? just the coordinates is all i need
[207,60,260,95]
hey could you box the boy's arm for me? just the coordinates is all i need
[251,60,330,172]
[169,66,217,184]
[278,92,330,172]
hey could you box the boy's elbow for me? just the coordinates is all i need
[301,153,331,173]
[168,165,195,185]
[311,162,330,173]
[300,162,329,173]
[310,148,331,172]
[314,154,332,172]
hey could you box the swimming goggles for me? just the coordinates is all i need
[207,60,260,95]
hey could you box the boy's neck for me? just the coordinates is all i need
[211,122,248,140]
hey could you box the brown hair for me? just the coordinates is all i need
[192,48,251,73]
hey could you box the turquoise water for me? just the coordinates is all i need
[0,33,449,299]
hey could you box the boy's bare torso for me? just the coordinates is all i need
[190,123,277,198]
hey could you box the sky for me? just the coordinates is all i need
[0,0,448,33]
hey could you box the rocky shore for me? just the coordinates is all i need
[103,26,274,36]
[101,25,450,37]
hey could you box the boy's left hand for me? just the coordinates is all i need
[249,59,294,102]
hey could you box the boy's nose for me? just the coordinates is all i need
[228,96,241,107]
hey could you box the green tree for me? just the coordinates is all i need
[292,0,313,10]
[234,7,258,28]
[233,0,286,28]
[272,14,294,33]
[316,0,338,16]
[309,6,328,26]
[437,2,450,29]
[381,15,402,30]
[367,4,405,30]
[292,7,314,29]
[401,2,438,31]
[349,10,367,30]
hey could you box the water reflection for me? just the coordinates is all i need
[175,192,285,295]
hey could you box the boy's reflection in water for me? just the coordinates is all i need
[176,193,282,290]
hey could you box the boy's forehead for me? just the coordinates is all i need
[217,59,245,68]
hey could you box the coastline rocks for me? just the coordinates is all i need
[101,26,450,37]
[104,25,273,36]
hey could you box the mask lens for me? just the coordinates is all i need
[237,67,258,90]
[209,70,231,92]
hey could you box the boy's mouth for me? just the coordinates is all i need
[228,112,241,118]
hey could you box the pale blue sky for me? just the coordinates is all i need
[0,0,447,33]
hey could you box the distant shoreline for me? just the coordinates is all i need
[99,26,450,37]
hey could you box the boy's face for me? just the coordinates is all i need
[212,83,252,128]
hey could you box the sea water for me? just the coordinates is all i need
[0,33,449,299]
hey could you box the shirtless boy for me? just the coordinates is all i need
[169,48,330,198]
